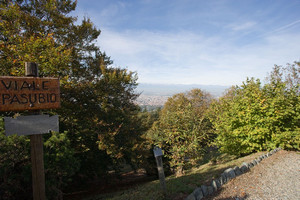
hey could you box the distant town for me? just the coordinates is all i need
[135,83,229,108]
[135,94,168,110]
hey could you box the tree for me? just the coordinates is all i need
[149,89,213,176]
[0,0,142,198]
[210,78,269,155]
[263,63,300,150]
[210,63,300,156]
[0,0,74,78]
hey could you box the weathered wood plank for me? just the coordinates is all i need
[0,76,60,111]
[153,147,166,195]
[155,155,167,196]
[31,134,46,200]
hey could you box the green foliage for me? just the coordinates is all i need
[264,63,300,150]
[59,66,141,179]
[0,118,31,200]
[44,131,80,199]
[0,0,74,79]
[0,117,79,200]
[271,129,300,150]
[210,63,300,156]
[148,89,213,176]
[0,0,143,198]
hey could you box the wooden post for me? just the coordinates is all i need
[153,147,166,196]
[155,155,167,195]
[30,134,46,200]
[25,62,38,77]
[26,62,46,200]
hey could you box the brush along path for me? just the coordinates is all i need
[204,150,300,200]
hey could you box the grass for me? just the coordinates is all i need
[86,151,267,200]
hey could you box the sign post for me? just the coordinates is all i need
[153,147,167,196]
[1,62,60,200]
[26,62,46,200]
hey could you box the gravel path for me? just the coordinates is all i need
[204,150,300,200]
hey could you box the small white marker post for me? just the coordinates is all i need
[153,147,167,196]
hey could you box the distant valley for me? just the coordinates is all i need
[135,83,230,107]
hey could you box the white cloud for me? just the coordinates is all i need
[98,27,300,86]
[261,19,300,37]
[228,21,257,31]
[71,0,300,86]
[98,2,126,19]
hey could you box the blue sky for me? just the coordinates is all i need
[73,0,300,86]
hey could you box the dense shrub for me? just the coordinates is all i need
[0,118,31,199]
[148,89,214,176]
[0,117,79,199]
[210,63,300,156]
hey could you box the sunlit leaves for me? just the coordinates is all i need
[149,89,213,176]
[0,34,72,79]
[210,63,300,156]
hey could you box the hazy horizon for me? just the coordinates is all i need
[136,82,229,97]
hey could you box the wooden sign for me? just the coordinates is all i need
[0,76,60,111]
[4,115,59,136]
